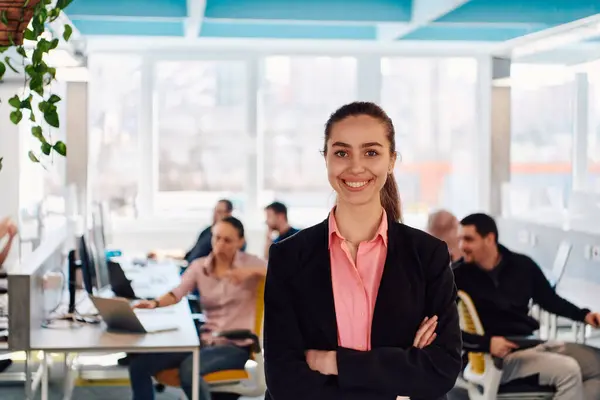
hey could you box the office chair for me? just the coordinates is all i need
[457,290,554,399]
[154,277,266,399]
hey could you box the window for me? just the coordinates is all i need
[154,60,248,215]
[259,56,357,209]
[588,67,600,193]
[88,55,142,218]
[510,64,575,207]
[381,57,478,220]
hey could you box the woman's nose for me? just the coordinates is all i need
[349,157,366,173]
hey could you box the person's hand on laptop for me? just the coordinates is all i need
[133,299,159,309]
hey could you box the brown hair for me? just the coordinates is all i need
[323,101,402,222]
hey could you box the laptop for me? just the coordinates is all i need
[89,296,179,334]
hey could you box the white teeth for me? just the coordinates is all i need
[344,180,369,188]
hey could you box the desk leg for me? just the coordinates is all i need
[191,348,200,400]
[25,351,32,400]
[41,352,48,400]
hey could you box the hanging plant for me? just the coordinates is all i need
[0,0,75,171]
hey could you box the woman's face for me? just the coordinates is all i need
[211,221,244,259]
[325,115,396,208]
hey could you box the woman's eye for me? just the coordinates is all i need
[366,150,379,157]
[334,150,348,158]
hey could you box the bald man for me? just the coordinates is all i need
[426,210,462,262]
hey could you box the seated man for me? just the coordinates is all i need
[129,216,266,400]
[426,209,462,262]
[0,217,17,374]
[263,201,299,260]
[149,199,242,264]
[454,213,600,400]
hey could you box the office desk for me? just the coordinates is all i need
[30,281,201,399]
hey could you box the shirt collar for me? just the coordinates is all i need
[328,207,388,249]
[202,251,243,275]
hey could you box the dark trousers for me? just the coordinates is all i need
[128,344,249,400]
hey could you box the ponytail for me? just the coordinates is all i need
[380,173,402,222]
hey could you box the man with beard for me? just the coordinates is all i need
[263,201,299,260]
[454,213,600,400]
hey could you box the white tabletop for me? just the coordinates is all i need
[29,301,199,352]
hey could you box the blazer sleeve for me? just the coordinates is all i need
[263,243,394,400]
[336,241,463,399]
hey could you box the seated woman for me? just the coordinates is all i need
[129,216,266,400]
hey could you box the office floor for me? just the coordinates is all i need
[0,384,264,400]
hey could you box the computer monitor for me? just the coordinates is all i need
[77,235,96,294]
[90,226,110,292]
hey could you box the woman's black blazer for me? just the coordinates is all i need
[263,216,462,400]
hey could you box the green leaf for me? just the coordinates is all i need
[31,126,45,143]
[57,0,74,10]
[4,57,18,73]
[24,29,36,41]
[44,110,59,128]
[49,38,59,50]
[28,151,39,163]
[30,112,36,122]
[20,95,32,110]
[63,24,73,41]
[37,39,51,53]
[41,142,52,156]
[10,110,23,125]
[48,94,61,104]
[53,141,66,156]
[0,157,3,171]
[0,11,8,27]
[0,62,5,81]
[30,75,44,96]
[0,46,8,53]
[16,46,27,58]
[32,48,43,64]
[8,95,20,109]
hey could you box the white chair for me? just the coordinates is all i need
[457,290,554,399]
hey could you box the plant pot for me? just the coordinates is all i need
[0,0,41,46]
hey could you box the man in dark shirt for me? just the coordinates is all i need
[263,201,299,260]
[454,213,600,399]
[184,199,237,265]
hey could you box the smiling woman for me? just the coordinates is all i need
[263,101,462,400]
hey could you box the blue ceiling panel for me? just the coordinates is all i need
[67,0,187,18]
[71,19,184,36]
[436,0,600,25]
[204,0,412,22]
[399,24,548,41]
[200,20,377,40]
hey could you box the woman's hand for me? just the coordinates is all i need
[305,350,338,376]
[413,315,438,348]
[133,300,158,309]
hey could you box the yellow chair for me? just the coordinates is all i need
[457,290,554,400]
[154,277,266,398]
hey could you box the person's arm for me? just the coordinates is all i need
[0,220,17,267]
[335,241,462,399]
[264,243,393,400]
[264,232,273,260]
[530,258,589,322]
[135,259,201,309]
[0,236,14,267]
[461,331,491,352]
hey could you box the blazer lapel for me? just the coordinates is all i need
[303,218,338,348]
